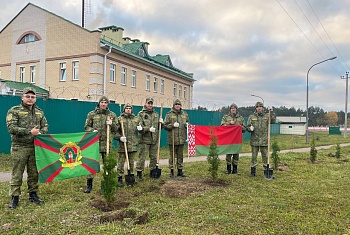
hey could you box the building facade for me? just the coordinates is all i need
[0,3,195,108]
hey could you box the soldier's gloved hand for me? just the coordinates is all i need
[137,125,143,131]
[249,126,254,131]
[184,122,188,128]
[93,130,98,132]
[106,119,112,125]
[120,136,127,143]
[159,118,163,123]
[173,122,180,128]
[267,106,273,111]
[150,126,156,132]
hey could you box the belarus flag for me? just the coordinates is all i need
[188,124,242,156]
[34,132,100,183]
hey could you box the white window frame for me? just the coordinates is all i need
[59,62,66,81]
[153,77,158,93]
[110,63,116,83]
[72,61,79,81]
[173,83,177,97]
[184,87,187,100]
[179,85,182,98]
[30,65,36,83]
[160,79,164,94]
[131,70,136,88]
[146,74,150,91]
[20,66,25,83]
[121,67,127,85]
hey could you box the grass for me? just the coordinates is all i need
[1,132,350,234]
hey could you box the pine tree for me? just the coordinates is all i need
[101,153,118,203]
[207,128,220,179]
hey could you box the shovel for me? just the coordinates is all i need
[171,128,176,178]
[120,118,135,186]
[153,104,163,179]
[264,109,274,179]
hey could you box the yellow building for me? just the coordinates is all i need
[0,3,195,108]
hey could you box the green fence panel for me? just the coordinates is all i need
[329,126,341,135]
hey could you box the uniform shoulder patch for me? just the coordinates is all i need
[6,113,12,122]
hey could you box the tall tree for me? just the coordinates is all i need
[325,111,338,126]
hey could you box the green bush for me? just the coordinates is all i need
[271,140,281,169]
[310,135,317,163]
[207,128,220,179]
[101,153,118,202]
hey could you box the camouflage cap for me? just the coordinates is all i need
[124,103,132,110]
[173,99,182,105]
[146,97,154,103]
[23,87,36,95]
[99,96,109,103]
[230,103,238,109]
[255,101,264,107]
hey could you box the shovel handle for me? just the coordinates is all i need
[267,110,271,165]
[106,117,110,156]
[172,128,175,171]
[120,118,131,170]
[156,104,163,163]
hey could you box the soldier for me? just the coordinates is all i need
[84,96,118,193]
[163,99,190,177]
[221,103,246,175]
[247,101,276,177]
[6,87,49,209]
[114,103,140,186]
[135,97,161,180]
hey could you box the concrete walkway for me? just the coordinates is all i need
[1,143,349,183]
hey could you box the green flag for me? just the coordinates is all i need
[34,132,100,183]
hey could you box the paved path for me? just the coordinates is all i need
[1,143,349,183]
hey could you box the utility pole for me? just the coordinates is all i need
[341,72,349,138]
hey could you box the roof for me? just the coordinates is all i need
[276,116,306,123]
[0,79,49,94]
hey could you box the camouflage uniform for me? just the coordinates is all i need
[135,100,160,174]
[6,88,48,203]
[115,105,140,177]
[221,103,246,174]
[84,96,117,188]
[163,99,189,176]
[247,102,276,175]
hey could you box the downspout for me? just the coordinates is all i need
[103,46,112,96]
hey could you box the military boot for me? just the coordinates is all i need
[225,164,232,174]
[137,171,143,181]
[117,176,124,187]
[177,169,186,177]
[29,192,44,204]
[9,196,19,209]
[249,167,256,177]
[232,164,240,175]
[84,178,93,193]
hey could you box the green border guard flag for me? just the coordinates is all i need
[187,124,242,156]
[34,132,100,183]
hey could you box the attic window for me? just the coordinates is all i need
[138,48,145,57]
[18,33,40,44]
[165,60,170,66]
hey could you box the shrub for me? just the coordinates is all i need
[310,135,317,163]
[101,153,118,203]
[271,140,281,170]
[335,143,341,159]
[207,128,220,179]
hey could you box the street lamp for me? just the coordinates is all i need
[306,56,337,144]
[341,72,349,138]
[251,94,264,106]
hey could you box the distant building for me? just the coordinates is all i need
[0,3,195,108]
[276,116,306,135]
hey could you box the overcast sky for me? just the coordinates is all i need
[1,0,349,111]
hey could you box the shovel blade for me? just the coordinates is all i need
[264,168,274,179]
[125,171,135,186]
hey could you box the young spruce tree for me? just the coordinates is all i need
[101,153,118,203]
[207,128,220,179]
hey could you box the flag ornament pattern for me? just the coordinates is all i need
[34,132,100,183]
[187,124,242,156]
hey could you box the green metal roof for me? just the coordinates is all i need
[0,79,49,94]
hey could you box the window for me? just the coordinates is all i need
[173,83,177,97]
[20,67,25,82]
[59,62,66,81]
[153,77,158,93]
[0,69,1,78]
[110,63,116,83]
[131,70,136,87]
[160,79,164,94]
[72,61,79,81]
[19,33,39,44]
[184,87,187,100]
[138,48,145,57]
[146,74,150,91]
[30,65,36,83]
[121,67,127,85]
[179,85,182,98]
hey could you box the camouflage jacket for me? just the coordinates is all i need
[84,106,118,152]
[247,111,276,146]
[163,108,190,145]
[137,106,160,144]
[221,112,246,132]
[6,102,49,147]
[115,113,140,153]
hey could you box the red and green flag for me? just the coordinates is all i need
[34,132,100,183]
[188,124,242,156]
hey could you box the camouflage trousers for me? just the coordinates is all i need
[251,146,268,168]
[136,143,157,171]
[117,151,137,176]
[168,144,184,170]
[226,154,240,165]
[9,146,38,196]
[87,152,106,180]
